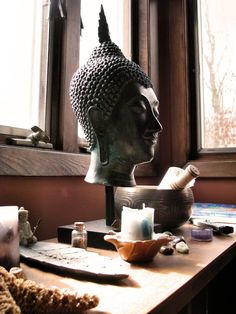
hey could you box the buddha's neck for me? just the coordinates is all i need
[85,151,136,187]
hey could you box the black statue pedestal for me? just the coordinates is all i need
[57,186,116,250]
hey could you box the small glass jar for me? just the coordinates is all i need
[71,222,87,249]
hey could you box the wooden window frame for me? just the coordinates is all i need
[2,0,234,178]
[0,0,156,177]
[0,0,87,176]
[187,0,236,177]
[157,0,236,178]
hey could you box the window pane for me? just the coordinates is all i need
[197,0,236,150]
[0,0,49,133]
[78,0,131,143]
[80,0,131,67]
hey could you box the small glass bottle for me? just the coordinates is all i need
[71,222,87,249]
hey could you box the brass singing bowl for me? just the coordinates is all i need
[115,186,194,230]
[104,233,171,263]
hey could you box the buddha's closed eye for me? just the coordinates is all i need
[130,100,147,115]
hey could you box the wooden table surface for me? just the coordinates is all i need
[21,224,236,314]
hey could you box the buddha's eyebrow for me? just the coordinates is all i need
[125,95,143,106]
[139,94,159,107]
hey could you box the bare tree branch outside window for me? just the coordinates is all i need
[198,0,236,149]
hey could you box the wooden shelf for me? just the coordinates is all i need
[21,224,236,314]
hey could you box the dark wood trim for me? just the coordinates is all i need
[46,14,64,149]
[132,0,150,75]
[149,0,159,96]
[0,145,89,176]
[168,0,189,167]
[155,0,236,178]
[157,0,189,178]
[131,0,160,176]
[187,0,198,160]
[186,151,236,177]
[186,160,236,178]
[58,0,81,153]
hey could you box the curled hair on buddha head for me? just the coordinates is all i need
[70,5,152,151]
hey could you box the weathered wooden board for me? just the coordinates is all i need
[20,241,128,280]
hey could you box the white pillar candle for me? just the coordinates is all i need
[121,205,154,241]
[0,206,19,270]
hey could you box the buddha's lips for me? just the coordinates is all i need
[143,132,158,144]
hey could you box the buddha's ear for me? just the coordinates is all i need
[87,106,105,136]
[88,106,108,165]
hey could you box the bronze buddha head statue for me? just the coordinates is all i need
[70,6,162,187]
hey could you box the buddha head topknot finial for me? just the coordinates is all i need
[69,5,152,151]
[98,4,111,44]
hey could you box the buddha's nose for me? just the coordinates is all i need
[156,119,163,133]
[150,111,163,133]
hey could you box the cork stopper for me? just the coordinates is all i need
[74,222,85,231]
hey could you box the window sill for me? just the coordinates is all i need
[0,145,158,177]
[0,145,90,176]
[186,158,236,178]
